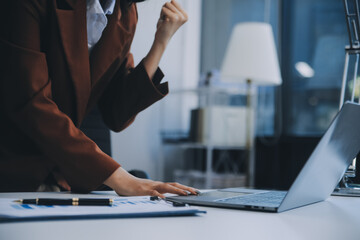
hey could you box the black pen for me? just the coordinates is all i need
[13,198,114,206]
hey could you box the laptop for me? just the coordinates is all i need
[166,102,360,213]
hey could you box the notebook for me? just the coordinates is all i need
[166,102,360,213]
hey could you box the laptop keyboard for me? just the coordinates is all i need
[215,191,287,208]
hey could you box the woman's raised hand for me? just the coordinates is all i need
[155,0,188,46]
[143,0,188,79]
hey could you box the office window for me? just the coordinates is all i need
[282,0,347,136]
[201,0,280,136]
[201,0,279,73]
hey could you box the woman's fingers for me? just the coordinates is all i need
[154,182,199,196]
[168,182,198,195]
[161,7,176,21]
[149,189,166,199]
[157,182,189,196]
[164,1,182,16]
[162,1,187,23]
[170,0,188,20]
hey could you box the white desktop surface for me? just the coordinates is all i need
[0,191,359,240]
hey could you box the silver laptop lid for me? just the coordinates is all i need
[278,102,360,212]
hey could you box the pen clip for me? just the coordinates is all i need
[149,196,187,207]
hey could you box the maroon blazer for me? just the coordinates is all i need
[0,0,168,192]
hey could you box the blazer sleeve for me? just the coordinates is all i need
[0,0,120,192]
[98,53,169,132]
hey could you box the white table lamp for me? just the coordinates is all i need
[221,22,282,85]
[221,22,282,186]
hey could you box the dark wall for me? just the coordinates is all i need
[255,136,320,190]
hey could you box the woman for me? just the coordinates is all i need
[0,0,198,197]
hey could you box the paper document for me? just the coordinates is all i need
[0,196,205,222]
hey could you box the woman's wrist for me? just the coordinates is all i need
[143,39,167,80]
[104,167,137,194]
[153,36,169,50]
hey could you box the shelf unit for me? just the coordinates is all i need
[160,86,254,189]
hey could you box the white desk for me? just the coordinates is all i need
[0,191,359,240]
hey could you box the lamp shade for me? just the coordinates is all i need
[221,22,282,86]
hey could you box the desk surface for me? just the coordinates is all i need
[0,191,359,240]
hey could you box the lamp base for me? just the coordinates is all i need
[332,186,360,197]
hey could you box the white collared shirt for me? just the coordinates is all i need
[86,0,116,52]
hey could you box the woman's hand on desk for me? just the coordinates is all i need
[104,167,198,198]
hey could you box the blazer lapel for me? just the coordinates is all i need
[55,0,91,124]
[89,1,137,85]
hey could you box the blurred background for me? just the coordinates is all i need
[105,0,350,190]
